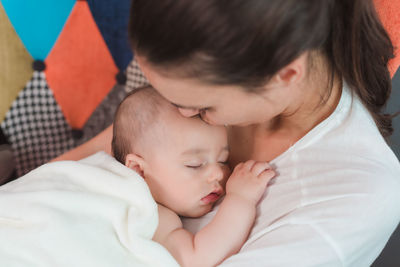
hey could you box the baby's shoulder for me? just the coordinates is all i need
[158,204,182,226]
[153,204,183,243]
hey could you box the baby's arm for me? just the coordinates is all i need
[154,160,275,267]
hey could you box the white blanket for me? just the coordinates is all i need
[0,152,179,267]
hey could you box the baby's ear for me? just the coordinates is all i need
[125,153,146,177]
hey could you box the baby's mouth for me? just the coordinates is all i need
[201,188,224,205]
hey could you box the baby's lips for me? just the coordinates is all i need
[214,186,224,196]
[201,187,224,204]
[201,192,221,205]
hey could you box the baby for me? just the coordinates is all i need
[112,86,275,267]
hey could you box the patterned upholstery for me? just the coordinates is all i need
[0,0,397,178]
[0,0,148,177]
[1,71,74,174]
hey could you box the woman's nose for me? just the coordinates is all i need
[207,165,224,183]
[178,107,200,117]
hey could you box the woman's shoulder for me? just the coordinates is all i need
[287,83,399,170]
[270,82,400,220]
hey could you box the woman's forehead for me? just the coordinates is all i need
[138,56,239,98]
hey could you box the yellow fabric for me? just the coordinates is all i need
[0,2,33,123]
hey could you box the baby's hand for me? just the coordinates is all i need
[225,160,275,205]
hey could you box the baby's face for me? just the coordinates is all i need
[142,112,230,217]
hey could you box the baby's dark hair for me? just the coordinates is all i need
[112,86,166,163]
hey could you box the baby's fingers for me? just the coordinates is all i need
[242,160,256,170]
[251,162,272,177]
[259,168,275,183]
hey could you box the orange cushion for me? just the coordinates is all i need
[45,1,118,129]
[374,0,400,77]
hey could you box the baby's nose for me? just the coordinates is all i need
[207,165,224,183]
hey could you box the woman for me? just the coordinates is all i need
[57,0,400,266]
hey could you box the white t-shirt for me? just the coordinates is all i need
[182,84,400,267]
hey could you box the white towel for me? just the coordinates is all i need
[0,152,179,267]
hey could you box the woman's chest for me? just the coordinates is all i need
[227,127,293,166]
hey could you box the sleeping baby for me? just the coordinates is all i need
[111,86,275,267]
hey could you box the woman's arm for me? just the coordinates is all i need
[51,125,113,162]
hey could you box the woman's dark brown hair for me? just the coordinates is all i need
[129,0,395,137]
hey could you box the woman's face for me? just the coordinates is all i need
[137,58,296,127]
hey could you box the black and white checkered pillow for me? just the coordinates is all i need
[0,71,74,176]
[125,59,149,93]
[76,59,151,145]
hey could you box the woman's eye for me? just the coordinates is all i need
[218,161,228,165]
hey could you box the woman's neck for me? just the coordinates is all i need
[269,70,342,138]
[228,60,343,164]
